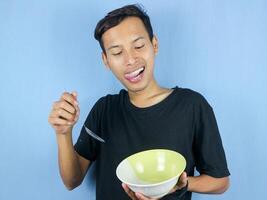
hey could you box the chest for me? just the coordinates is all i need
[100,104,195,164]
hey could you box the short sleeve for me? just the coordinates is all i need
[74,98,104,162]
[193,95,230,178]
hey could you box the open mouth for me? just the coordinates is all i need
[124,66,145,83]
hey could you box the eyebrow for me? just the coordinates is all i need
[133,36,145,43]
[107,37,145,51]
[107,45,120,51]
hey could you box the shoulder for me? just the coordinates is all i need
[176,87,210,106]
[93,89,126,108]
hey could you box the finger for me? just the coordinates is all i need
[73,101,79,112]
[62,101,76,114]
[50,102,76,120]
[177,172,188,189]
[52,108,75,121]
[122,183,137,200]
[54,101,76,114]
[49,117,72,126]
[60,92,78,107]
[169,186,177,194]
[135,193,151,200]
[168,172,188,194]
[71,91,78,99]
[71,91,79,108]
[73,105,80,122]
[180,172,188,184]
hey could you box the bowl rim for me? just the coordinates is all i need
[116,149,186,187]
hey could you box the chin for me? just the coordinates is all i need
[124,83,148,93]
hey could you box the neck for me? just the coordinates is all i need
[127,79,171,108]
[128,78,159,98]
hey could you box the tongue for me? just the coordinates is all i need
[125,72,139,79]
[127,73,142,82]
[125,68,144,79]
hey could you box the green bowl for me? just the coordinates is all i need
[116,149,186,198]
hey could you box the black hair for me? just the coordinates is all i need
[94,4,154,53]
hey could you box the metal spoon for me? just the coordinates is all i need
[83,125,105,143]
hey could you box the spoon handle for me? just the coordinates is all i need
[83,125,105,143]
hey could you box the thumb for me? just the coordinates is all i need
[71,91,78,99]
[177,172,188,189]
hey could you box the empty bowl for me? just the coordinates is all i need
[116,149,186,198]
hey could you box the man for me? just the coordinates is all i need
[48,4,230,200]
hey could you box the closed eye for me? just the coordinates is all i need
[112,52,122,56]
[135,44,145,49]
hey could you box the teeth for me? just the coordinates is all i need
[125,67,144,78]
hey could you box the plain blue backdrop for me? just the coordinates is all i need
[1,0,266,199]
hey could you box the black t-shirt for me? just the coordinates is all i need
[74,87,230,200]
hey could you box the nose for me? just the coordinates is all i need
[125,49,136,66]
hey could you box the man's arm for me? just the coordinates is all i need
[56,132,90,190]
[188,174,230,194]
[49,91,90,190]
[123,172,230,200]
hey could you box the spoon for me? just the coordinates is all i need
[83,125,105,143]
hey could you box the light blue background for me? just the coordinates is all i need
[1,0,266,199]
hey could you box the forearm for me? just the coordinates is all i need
[56,132,83,190]
[187,174,230,194]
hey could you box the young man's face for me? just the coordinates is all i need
[101,17,158,93]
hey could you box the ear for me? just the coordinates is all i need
[102,52,110,70]
[152,35,159,55]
